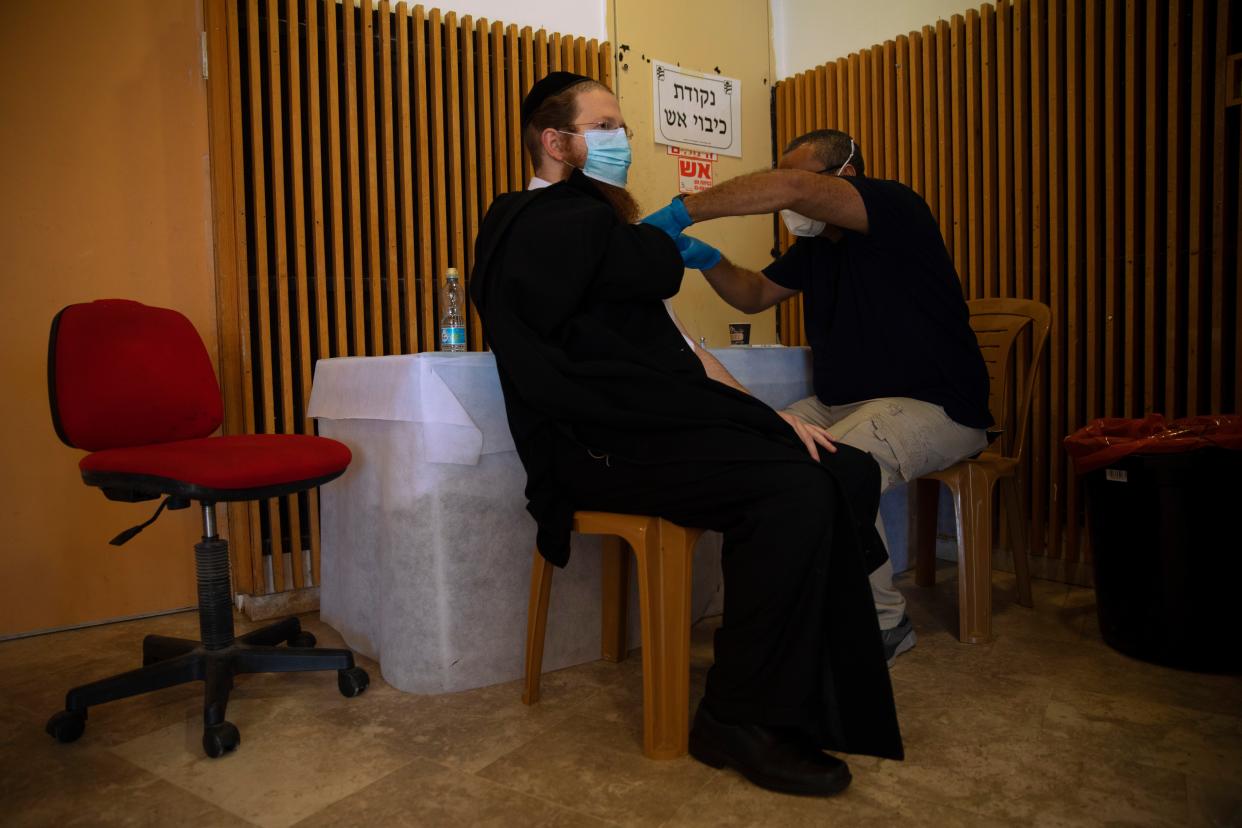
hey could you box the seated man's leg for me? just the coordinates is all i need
[819,397,989,485]
[782,396,988,645]
[869,523,906,634]
[552,432,901,767]
[783,396,908,633]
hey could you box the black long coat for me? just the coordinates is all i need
[470,172,886,570]
[470,171,903,761]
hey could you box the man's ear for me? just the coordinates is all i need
[540,127,567,163]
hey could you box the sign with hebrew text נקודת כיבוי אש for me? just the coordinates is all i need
[652,61,742,158]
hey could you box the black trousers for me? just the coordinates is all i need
[552,429,904,760]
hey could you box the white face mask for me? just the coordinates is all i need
[780,209,827,238]
[780,138,856,238]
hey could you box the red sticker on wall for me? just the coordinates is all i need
[678,158,713,194]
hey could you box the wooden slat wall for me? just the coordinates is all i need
[207,0,610,596]
[773,0,1240,567]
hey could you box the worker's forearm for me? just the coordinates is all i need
[681,168,867,234]
[682,170,799,222]
[701,258,775,314]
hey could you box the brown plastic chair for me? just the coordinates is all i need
[522,511,704,759]
[913,298,1051,644]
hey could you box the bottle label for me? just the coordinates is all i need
[441,326,465,347]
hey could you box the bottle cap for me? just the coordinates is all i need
[446,267,459,277]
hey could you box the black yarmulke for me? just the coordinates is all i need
[520,71,594,128]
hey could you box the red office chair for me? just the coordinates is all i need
[45,299,368,757]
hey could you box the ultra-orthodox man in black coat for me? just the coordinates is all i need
[470,168,903,761]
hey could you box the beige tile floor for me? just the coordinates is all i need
[2,565,1240,827]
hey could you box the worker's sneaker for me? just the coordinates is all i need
[882,614,917,667]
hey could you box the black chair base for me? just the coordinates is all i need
[45,615,370,757]
[46,515,369,757]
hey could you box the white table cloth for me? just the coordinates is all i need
[308,346,907,694]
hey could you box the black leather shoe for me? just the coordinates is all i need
[688,702,852,796]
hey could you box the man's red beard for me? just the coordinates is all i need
[563,148,640,223]
[589,178,641,224]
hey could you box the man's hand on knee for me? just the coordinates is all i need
[778,411,837,461]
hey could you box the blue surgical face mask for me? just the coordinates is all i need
[559,127,631,187]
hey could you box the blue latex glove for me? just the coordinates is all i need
[640,196,694,238]
[675,233,722,271]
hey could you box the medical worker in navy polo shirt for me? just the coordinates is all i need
[643,129,993,666]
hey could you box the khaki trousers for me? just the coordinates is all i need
[783,396,989,630]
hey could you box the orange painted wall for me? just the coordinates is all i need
[0,1,219,635]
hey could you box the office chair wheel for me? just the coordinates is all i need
[202,721,241,758]
[338,666,370,698]
[289,631,317,648]
[46,710,86,743]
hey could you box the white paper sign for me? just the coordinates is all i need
[652,61,742,158]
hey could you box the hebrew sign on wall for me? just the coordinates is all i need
[652,60,742,158]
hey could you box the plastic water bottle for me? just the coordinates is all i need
[440,268,466,352]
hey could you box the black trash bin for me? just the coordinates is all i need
[1067,415,1242,674]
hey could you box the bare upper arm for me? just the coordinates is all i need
[788,173,870,235]
[755,270,800,310]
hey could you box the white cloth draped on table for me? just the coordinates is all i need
[307,347,910,694]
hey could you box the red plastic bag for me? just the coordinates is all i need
[1064,414,1242,475]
